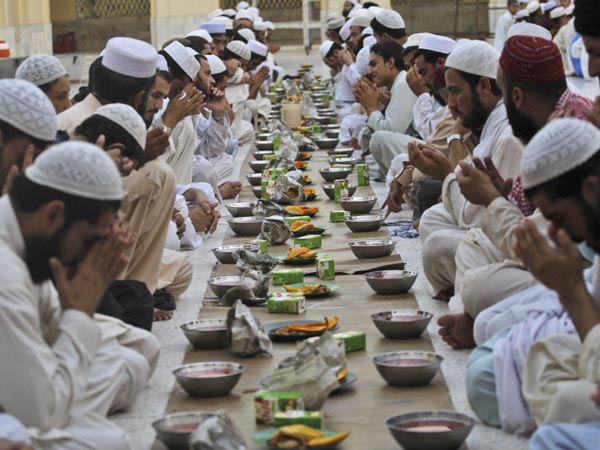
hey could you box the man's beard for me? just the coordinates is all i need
[576,194,600,253]
[461,92,490,130]
[505,95,539,144]
[24,229,64,284]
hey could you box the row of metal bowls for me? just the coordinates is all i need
[255,137,339,151]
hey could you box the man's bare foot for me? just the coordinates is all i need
[433,286,454,302]
[219,181,242,199]
[153,308,173,321]
[438,313,476,349]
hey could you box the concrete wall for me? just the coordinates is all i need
[0,0,53,56]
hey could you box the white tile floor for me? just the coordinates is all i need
[113,47,599,449]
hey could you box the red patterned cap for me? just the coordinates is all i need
[500,36,564,83]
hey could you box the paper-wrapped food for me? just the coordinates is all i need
[189,410,247,450]
[283,79,301,97]
[253,199,287,217]
[268,136,298,170]
[234,249,279,274]
[300,92,318,119]
[266,332,345,409]
[220,269,270,306]
[258,215,291,245]
[296,136,319,152]
[227,300,272,357]
[271,174,305,205]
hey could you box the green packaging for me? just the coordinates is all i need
[273,134,282,151]
[285,216,311,226]
[331,331,366,352]
[267,295,306,314]
[293,234,322,249]
[255,391,305,424]
[272,269,304,285]
[248,239,268,254]
[316,256,335,280]
[333,179,349,203]
[356,163,370,186]
[274,410,323,429]
[329,210,351,223]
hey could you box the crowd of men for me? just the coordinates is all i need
[0,0,599,448]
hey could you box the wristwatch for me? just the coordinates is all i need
[447,134,463,145]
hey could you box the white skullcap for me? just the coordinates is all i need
[25,141,123,200]
[515,10,530,20]
[102,37,157,79]
[418,34,456,55]
[254,20,268,31]
[237,28,256,42]
[565,4,574,15]
[163,41,200,80]
[363,35,377,48]
[185,47,199,58]
[15,54,68,86]
[541,1,557,13]
[186,29,213,43]
[356,45,371,77]
[340,19,353,42]
[521,119,600,190]
[507,22,552,41]
[248,40,268,57]
[264,21,275,30]
[207,9,223,21]
[346,0,358,5]
[236,1,249,11]
[375,10,405,30]
[550,6,565,19]
[206,54,227,75]
[404,33,431,50]
[526,0,541,14]
[212,16,234,30]
[93,104,147,152]
[327,15,345,30]
[0,79,56,142]
[222,9,237,17]
[235,9,254,22]
[362,27,373,36]
[352,12,373,28]
[227,40,251,60]
[200,22,226,35]
[156,54,168,71]
[348,9,361,19]
[445,39,500,79]
[247,6,259,19]
[319,40,335,59]
[368,6,384,16]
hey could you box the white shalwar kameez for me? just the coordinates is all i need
[193,111,235,186]
[494,10,514,52]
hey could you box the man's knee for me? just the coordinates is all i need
[466,349,501,427]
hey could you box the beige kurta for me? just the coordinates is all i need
[56,93,102,136]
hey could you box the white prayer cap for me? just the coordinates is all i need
[0,79,56,142]
[264,21,275,30]
[26,141,123,200]
[418,34,456,55]
[319,40,335,59]
[15,54,68,86]
[222,9,237,18]
[541,1,557,13]
[156,54,168,71]
[550,6,565,19]
[236,1,249,11]
[348,9,361,19]
[356,45,371,77]
[102,37,157,79]
[507,22,552,41]
[185,47,199,58]
[212,16,234,30]
[352,12,373,28]
[206,54,227,75]
[207,9,223,21]
[186,29,213,43]
[368,6,384,16]
[363,35,377,48]
[327,15,345,30]
[375,9,405,30]
[346,0,358,5]
[248,40,268,57]
[237,28,256,42]
[526,0,541,14]
[235,10,254,22]
[200,22,226,35]
[340,19,353,42]
[445,39,500,79]
[521,119,600,190]
[565,4,574,15]
[227,41,251,60]
[514,10,530,20]
[404,33,430,50]
[93,104,147,152]
[247,6,259,19]
[162,41,200,80]
[254,20,268,31]
[362,27,373,36]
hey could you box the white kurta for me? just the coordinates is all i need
[166,116,197,185]
[494,11,514,52]
[193,112,235,185]
[553,19,576,75]
[367,71,417,134]
[56,93,102,136]
[412,93,447,141]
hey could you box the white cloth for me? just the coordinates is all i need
[367,71,417,134]
[339,113,368,144]
[193,112,232,160]
[412,94,447,141]
[166,116,197,185]
[494,11,515,51]
[334,69,356,106]
[57,93,102,136]
[176,182,219,210]
[553,18,576,74]
[165,194,202,251]
[0,413,30,444]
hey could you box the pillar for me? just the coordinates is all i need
[0,0,52,57]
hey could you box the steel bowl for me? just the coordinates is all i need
[315,137,340,149]
[246,173,263,186]
[365,270,418,294]
[225,202,256,217]
[322,183,358,200]
[322,123,339,130]
[227,217,264,236]
[340,196,377,214]
[152,411,217,450]
[326,148,353,158]
[319,167,352,182]
[251,186,262,199]
[255,140,275,151]
[256,132,272,140]
[326,129,340,139]
[344,214,385,233]
[211,244,260,264]
[386,410,474,450]
[373,351,443,387]
[249,160,270,173]
[254,150,275,160]
[208,275,243,298]
[181,319,229,350]
[329,157,360,168]
[173,362,244,397]
[371,310,433,339]
[349,239,395,259]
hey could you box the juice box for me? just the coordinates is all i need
[255,391,305,424]
[274,410,323,429]
[307,331,366,352]
[356,163,370,186]
[272,269,304,285]
[329,210,350,223]
[285,216,311,226]
[267,295,306,314]
[316,256,335,280]
[248,239,268,254]
[293,234,322,249]
[333,179,349,203]
[273,134,282,151]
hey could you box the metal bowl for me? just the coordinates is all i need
[227,217,264,236]
[373,351,443,387]
[344,214,385,233]
[340,196,377,214]
[246,173,263,186]
[327,148,353,158]
[254,150,275,161]
[152,411,217,450]
[225,202,256,217]
[322,182,358,200]
[249,160,270,173]
[315,137,340,149]
[255,140,275,151]
[322,123,339,130]
[365,270,418,294]
[256,132,272,140]
[349,239,395,259]
[208,275,243,298]
[371,310,433,339]
[326,129,340,139]
[211,244,260,264]
[251,186,262,199]
[329,157,360,168]
[181,319,229,350]
[319,167,351,182]
[173,362,244,397]
[386,410,474,450]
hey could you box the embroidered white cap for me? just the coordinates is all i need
[186,29,213,43]
[15,54,68,86]
[162,41,200,80]
[102,37,157,79]
[375,9,405,29]
[237,28,256,42]
[248,40,268,57]
[227,40,251,60]
[206,54,227,75]
[93,103,147,152]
